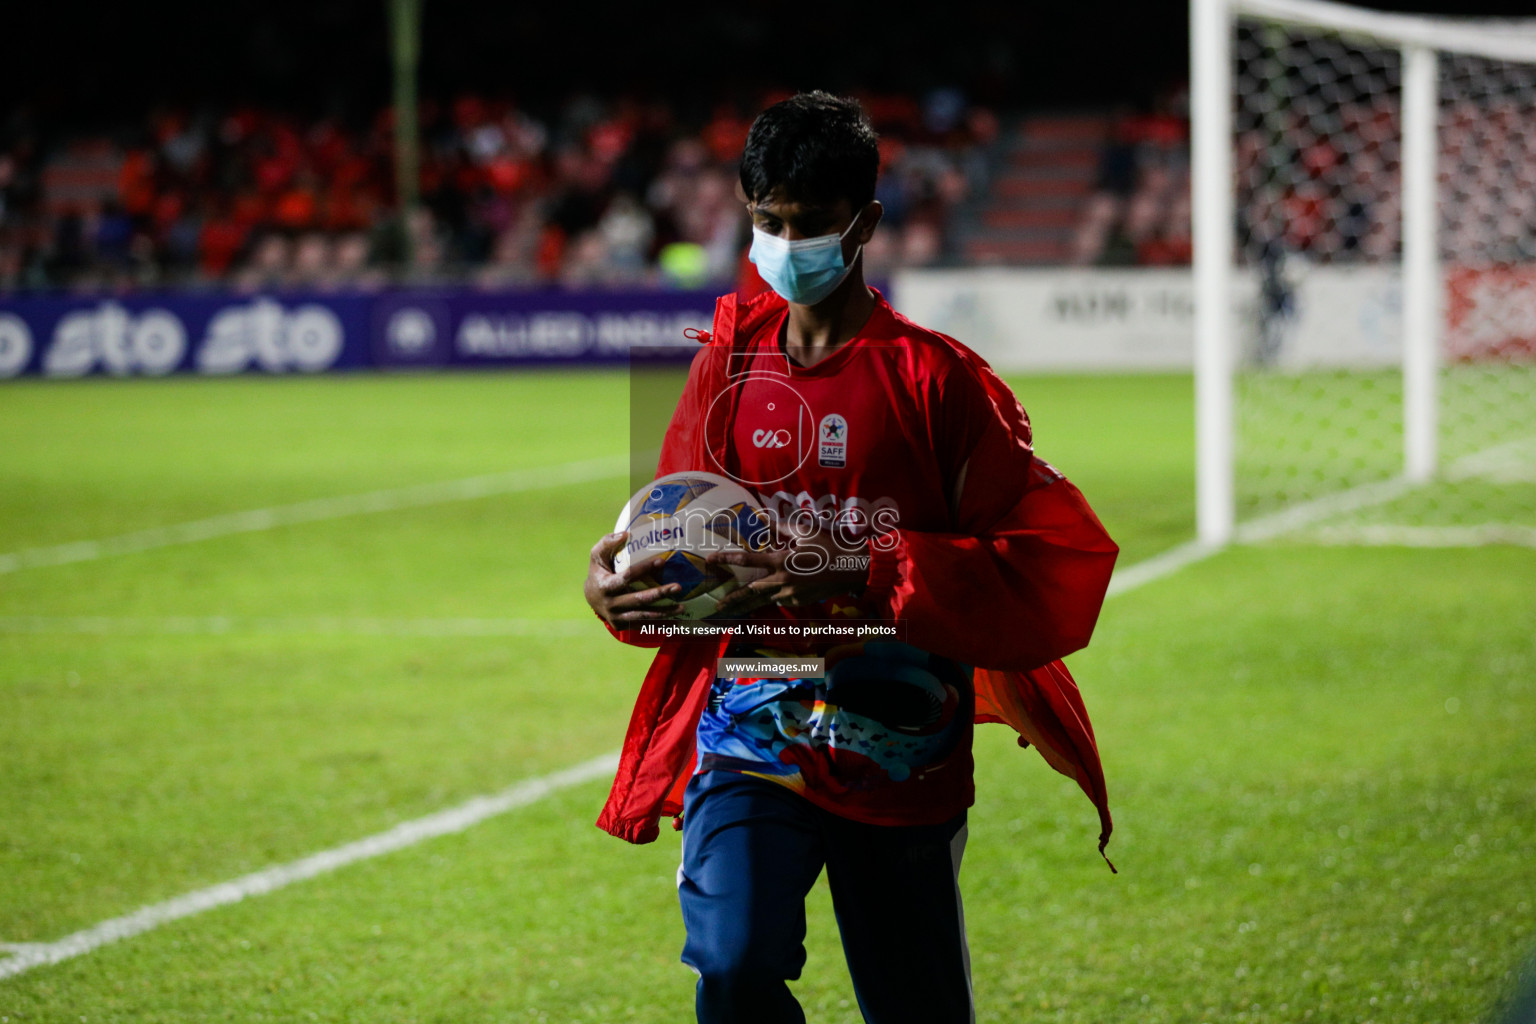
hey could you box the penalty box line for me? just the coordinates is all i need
[0,454,629,576]
[0,753,620,982]
[0,543,1205,982]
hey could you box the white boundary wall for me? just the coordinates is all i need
[893,266,1412,373]
[894,268,1205,372]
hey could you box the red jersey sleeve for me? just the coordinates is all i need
[864,348,1118,672]
[925,350,1034,527]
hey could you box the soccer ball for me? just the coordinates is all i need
[613,471,774,620]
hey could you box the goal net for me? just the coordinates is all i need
[1194,0,1536,547]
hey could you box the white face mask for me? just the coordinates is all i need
[748,210,864,306]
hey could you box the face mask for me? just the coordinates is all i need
[748,211,863,306]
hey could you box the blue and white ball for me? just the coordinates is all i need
[613,471,773,620]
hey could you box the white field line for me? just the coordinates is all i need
[0,541,1213,983]
[1234,477,1412,544]
[0,753,620,982]
[1230,435,1536,548]
[0,454,629,576]
[1298,523,1536,548]
[1098,458,1511,593]
[0,616,591,638]
[3,488,1512,984]
[1446,436,1536,484]
[1104,539,1222,598]
[1102,474,1423,595]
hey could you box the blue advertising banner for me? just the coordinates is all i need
[372,289,714,370]
[0,288,719,378]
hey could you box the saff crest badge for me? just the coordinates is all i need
[818,413,847,468]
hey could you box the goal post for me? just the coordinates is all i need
[1193,0,1536,546]
[1401,41,1439,486]
[1192,0,1236,545]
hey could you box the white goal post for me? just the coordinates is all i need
[1192,0,1536,545]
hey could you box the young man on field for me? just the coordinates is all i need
[584,91,1118,1024]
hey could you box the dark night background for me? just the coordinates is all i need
[8,0,1536,130]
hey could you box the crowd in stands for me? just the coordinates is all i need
[0,90,995,293]
[1070,101,1193,267]
[8,83,1528,289]
[1073,93,1535,269]
[1232,99,1403,266]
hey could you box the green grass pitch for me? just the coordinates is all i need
[1,370,1532,1022]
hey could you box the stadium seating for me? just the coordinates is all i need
[0,91,993,293]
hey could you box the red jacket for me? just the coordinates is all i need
[596,290,1121,869]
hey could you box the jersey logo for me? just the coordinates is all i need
[752,428,793,449]
[818,413,848,468]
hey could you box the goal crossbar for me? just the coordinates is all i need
[1235,0,1536,64]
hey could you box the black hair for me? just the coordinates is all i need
[739,91,879,212]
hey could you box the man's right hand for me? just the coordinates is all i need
[585,531,684,628]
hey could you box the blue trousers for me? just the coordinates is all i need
[678,771,974,1024]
